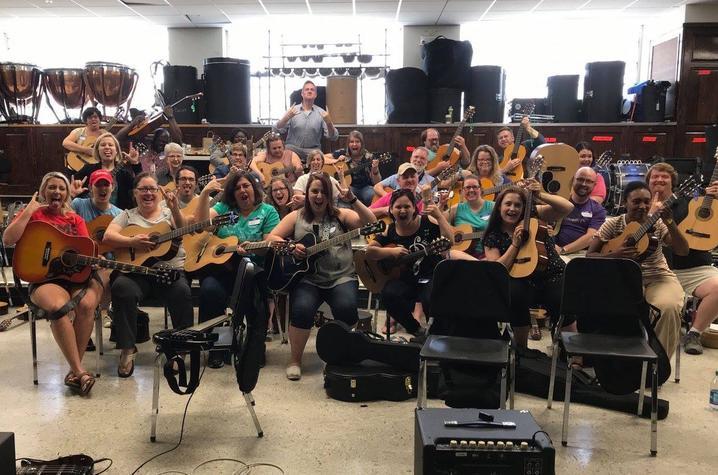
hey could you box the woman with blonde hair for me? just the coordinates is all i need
[3,172,102,395]
[468,144,510,187]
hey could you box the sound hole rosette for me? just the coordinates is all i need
[83,61,138,108]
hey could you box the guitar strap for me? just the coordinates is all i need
[26,271,101,321]
[161,347,202,395]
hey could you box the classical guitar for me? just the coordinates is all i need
[65,108,124,172]
[86,214,114,254]
[183,234,293,273]
[678,147,718,251]
[353,237,451,293]
[127,93,203,137]
[112,212,238,266]
[323,152,393,188]
[13,221,181,284]
[427,106,476,172]
[511,157,549,279]
[208,131,273,174]
[602,177,699,260]
[499,103,535,182]
[266,221,386,292]
[479,155,544,201]
[535,143,580,200]
[450,223,484,252]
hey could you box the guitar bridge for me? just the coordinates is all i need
[514,257,530,264]
[686,229,710,238]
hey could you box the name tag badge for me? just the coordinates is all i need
[330,226,337,233]
[481,215,490,221]
[581,211,593,218]
[248,218,261,226]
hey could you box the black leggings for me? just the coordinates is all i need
[508,277,573,328]
[380,277,432,334]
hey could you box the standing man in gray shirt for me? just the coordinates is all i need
[275,80,338,163]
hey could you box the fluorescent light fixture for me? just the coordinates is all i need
[395,0,402,22]
[621,0,640,11]
[306,0,313,14]
[257,0,270,15]
[352,0,356,16]
[530,0,545,13]
[577,0,592,9]
[479,0,497,21]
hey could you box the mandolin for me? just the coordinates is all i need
[112,212,238,266]
[678,147,718,251]
[13,221,181,284]
[510,157,549,278]
[266,220,386,292]
[127,93,203,137]
[449,223,484,252]
[65,108,124,172]
[354,237,451,293]
[183,234,293,273]
[499,103,535,183]
[86,214,114,254]
[427,106,475,171]
[323,152,392,188]
[535,143,580,200]
[602,177,699,260]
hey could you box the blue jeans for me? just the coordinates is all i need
[289,280,359,329]
[352,184,375,206]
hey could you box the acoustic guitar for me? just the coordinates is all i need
[65,109,124,172]
[127,93,203,137]
[602,177,699,261]
[86,215,114,254]
[427,106,475,172]
[353,237,451,293]
[183,234,293,273]
[450,223,484,252]
[256,160,303,185]
[479,155,544,201]
[266,221,386,292]
[678,147,718,251]
[208,131,272,174]
[499,103,535,182]
[13,221,180,284]
[112,212,238,267]
[534,143,580,200]
[511,158,549,279]
[323,153,392,188]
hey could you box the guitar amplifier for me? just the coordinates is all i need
[0,432,15,475]
[415,409,555,475]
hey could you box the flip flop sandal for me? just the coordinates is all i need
[77,372,95,396]
[64,371,80,389]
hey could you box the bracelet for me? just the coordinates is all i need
[348,197,358,205]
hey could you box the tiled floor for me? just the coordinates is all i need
[1,306,717,474]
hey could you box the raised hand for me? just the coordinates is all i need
[320,108,332,123]
[70,175,88,198]
[285,104,300,120]
[127,142,140,164]
[25,191,45,215]
[511,225,525,248]
[159,186,179,210]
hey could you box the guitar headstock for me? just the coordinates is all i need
[360,220,386,236]
[428,237,451,254]
[374,152,393,164]
[527,154,545,178]
[153,265,183,285]
[464,106,476,122]
[676,176,700,199]
[271,241,296,255]
[213,212,240,227]
[187,92,203,101]
[595,150,613,169]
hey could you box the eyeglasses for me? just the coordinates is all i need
[178,177,196,182]
[137,187,159,193]
[463,185,480,190]
[272,187,288,193]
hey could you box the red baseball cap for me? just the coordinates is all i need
[89,169,113,187]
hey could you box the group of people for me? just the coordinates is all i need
[4,86,715,397]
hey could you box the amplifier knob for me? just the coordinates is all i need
[497,441,505,449]
[450,440,458,448]
[506,442,514,449]
[478,441,486,449]
[469,441,477,448]
[520,442,529,449]
[460,440,468,448]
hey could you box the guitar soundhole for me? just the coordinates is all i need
[698,208,712,220]
[546,181,560,193]
[541,172,554,191]
[215,245,225,256]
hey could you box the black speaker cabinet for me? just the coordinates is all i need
[634,80,670,122]
[162,65,200,124]
[0,433,15,475]
[203,57,251,123]
[583,61,625,122]
[465,66,505,123]
[547,75,579,122]
[289,86,326,110]
[704,124,718,184]
[421,37,473,90]
[386,67,429,124]
[429,88,462,123]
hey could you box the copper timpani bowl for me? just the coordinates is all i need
[43,68,88,109]
[0,62,42,101]
[84,61,137,107]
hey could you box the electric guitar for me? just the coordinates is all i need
[353,237,451,293]
[183,234,293,273]
[511,157,549,278]
[678,147,718,251]
[449,223,484,252]
[427,106,475,171]
[127,93,203,137]
[113,212,238,267]
[86,215,114,254]
[266,221,386,292]
[323,152,393,188]
[65,108,124,172]
[499,103,535,182]
[602,177,699,261]
[12,221,181,284]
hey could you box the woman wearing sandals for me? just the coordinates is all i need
[3,172,103,395]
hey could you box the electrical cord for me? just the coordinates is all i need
[131,364,207,475]
[192,458,247,473]
[235,463,285,475]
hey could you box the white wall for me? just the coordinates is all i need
[168,27,226,74]
[403,25,460,69]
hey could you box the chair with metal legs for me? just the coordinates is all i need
[416,260,514,410]
[546,258,660,456]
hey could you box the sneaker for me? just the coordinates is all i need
[208,350,225,369]
[286,364,301,381]
[683,331,704,355]
[102,314,112,329]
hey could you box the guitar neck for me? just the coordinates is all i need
[631,193,679,242]
[701,160,718,210]
[483,182,512,195]
[71,253,159,275]
[241,240,272,251]
[458,231,483,241]
[306,228,361,257]
[155,217,220,243]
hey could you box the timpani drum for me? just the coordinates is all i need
[84,62,137,113]
[43,68,89,122]
[0,62,43,122]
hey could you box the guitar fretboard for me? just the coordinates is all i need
[155,215,228,243]
[630,193,679,242]
[71,253,159,276]
[307,228,361,257]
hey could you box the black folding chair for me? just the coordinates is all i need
[547,257,659,456]
[417,260,514,409]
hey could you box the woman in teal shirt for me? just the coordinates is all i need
[446,174,494,258]
[196,171,279,366]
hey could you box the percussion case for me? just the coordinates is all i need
[324,361,417,402]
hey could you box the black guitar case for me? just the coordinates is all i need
[324,361,417,402]
[316,320,421,372]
